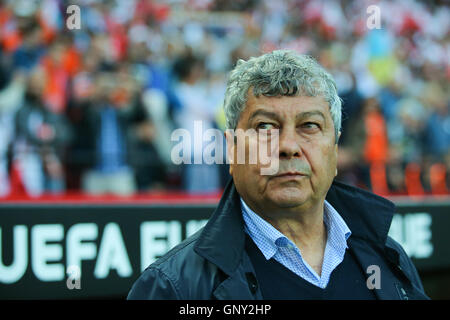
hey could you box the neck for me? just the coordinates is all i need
[260,203,327,251]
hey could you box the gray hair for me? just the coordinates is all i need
[223,50,342,142]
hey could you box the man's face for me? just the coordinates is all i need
[226,91,339,215]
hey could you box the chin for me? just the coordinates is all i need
[269,188,308,208]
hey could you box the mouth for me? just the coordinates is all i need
[273,172,307,179]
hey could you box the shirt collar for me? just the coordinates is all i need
[240,197,352,260]
[240,198,283,260]
[323,200,352,251]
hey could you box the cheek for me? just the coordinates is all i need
[232,164,268,199]
[306,143,337,176]
[323,145,338,179]
[330,144,339,166]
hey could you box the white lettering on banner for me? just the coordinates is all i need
[0,226,28,284]
[66,223,97,278]
[94,223,132,279]
[0,220,209,284]
[32,224,64,282]
[140,221,181,272]
[388,213,433,259]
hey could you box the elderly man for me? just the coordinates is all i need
[128,50,428,300]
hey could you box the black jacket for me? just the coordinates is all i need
[128,179,429,300]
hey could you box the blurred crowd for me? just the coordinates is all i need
[0,0,448,197]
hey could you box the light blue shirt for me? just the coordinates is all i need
[241,198,352,289]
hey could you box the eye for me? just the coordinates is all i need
[256,122,276,130]
[301,122,321,131]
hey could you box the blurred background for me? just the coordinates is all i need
[0,0,449,300]
[0,0,448,197]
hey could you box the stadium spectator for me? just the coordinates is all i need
[0,68,26,196]
[172,53,222,193]
[73,69,158,195]
[12,66,72,196]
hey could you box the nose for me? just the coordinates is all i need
[278,126,302,160]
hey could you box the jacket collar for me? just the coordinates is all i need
[194,178,245,276]
[324,180,395,247]
[194,178,396,276]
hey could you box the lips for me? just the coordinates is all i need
[275,172,307,178]
[277,171,305,177]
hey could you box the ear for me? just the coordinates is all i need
[335,131,341,177]
[224,130,235,175]
[335,131,341,152]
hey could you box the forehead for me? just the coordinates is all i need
[242,91,331,121]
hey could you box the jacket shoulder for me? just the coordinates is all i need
[128,229,219,300]
[127,263,182,299]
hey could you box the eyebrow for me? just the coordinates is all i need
[296,110,326,121]
[248,109,281,124]
[248,109,326,125]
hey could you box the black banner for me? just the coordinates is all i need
[0,199,449,299]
